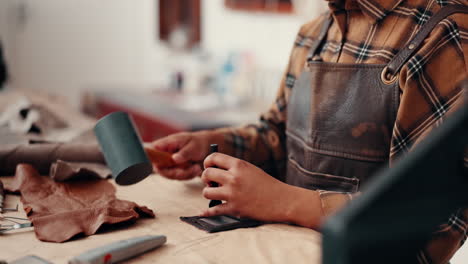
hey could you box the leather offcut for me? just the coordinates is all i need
[49,160,111,181]
[0,143,106,178]
[180,215,262,233]
[6,164,155,243]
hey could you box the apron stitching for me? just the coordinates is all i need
[288,157,360,184]
[288,158,359,192]
[287,130,387,162]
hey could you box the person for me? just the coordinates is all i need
[147,1,468,263]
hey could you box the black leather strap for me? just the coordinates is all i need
[308,15,333,60]
[180,215,262,233]
[386,4,468,76]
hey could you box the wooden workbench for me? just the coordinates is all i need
[0,88,321,263]
[1,174,322,263]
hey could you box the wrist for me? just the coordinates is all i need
[279,184,324,229]
[196,129,233,156]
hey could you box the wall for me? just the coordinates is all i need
[201,1,304,70]
[200,1,324,103]
[0,2,6,41]
[0,0,165,102]
[0,0,321,103]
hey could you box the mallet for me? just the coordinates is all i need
[94,111,154,185]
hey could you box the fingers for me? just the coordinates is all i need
[157,163,202,181]
[150,133,195,165]
[203,153,241,170]
[200,203,233,217]
[202,186,230,201]
[200,167,230,185]
[172,146,192,164]
[151,133,189,153]
[172,137,207,164]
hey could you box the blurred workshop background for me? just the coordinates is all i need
[0,1,466,262]
[0,0,328,140]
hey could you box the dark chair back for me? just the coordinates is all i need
[322,81,468,263]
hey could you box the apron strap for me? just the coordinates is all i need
[385,4,468,77]
[307,14,333,61]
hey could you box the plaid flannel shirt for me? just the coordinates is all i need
[212,0,468,263]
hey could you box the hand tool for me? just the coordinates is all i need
[144,147,177,168]
[0,180,19,213]
[0,215,29,224]
[144,145,192,170]
[68,235,167,264]
[0,222,33,233]
[94,112,153,186]
[207,144,222,208]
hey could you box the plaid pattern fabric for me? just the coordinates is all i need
[213,0,468,262]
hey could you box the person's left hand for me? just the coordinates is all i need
[200,153,293,223]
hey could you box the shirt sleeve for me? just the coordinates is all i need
[211,70,290,179]
[319,14,468,263]
[212,16,326,179]
[393,13,468,264]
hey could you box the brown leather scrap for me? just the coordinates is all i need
[0,143,105,176]
[49,160,111,181]
[7,164,155,243]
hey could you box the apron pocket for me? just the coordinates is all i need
[287,156,360,193]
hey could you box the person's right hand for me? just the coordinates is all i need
[147,131,216,180]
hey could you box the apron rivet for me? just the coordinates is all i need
[381,67,398,85]
[408,43,415,50]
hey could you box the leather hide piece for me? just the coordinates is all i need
[7,164,155,243]
[49,160,111,181]
[0,143,106,178]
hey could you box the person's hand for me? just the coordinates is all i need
[201,153,324,228]
[200,153,310,223]
[147,131,216,180]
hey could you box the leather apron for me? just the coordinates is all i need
[285,5,467,193]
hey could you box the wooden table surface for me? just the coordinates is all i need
[0,88,321,263]
[1,174,322,264]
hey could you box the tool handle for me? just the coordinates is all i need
[144,147,190,169]
[145,147,177,168]
[208,144,222,207]
[68,235,166,264]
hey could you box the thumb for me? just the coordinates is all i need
[172,142,197,164]
[200,203,232,217]
[151,133,190,152]
[172,152,189,164]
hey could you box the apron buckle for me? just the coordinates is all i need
[381,67,398,85]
